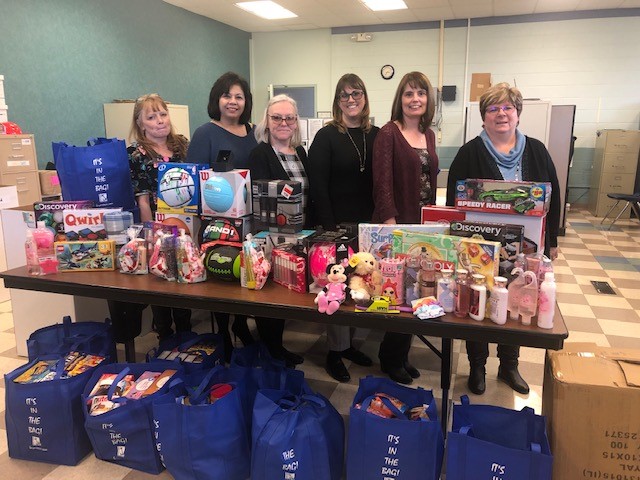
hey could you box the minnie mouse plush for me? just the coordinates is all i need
[315,263,353,315]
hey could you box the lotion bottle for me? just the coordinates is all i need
[537,272,556,329]
[469,273,487,321]
[419,247,436,297]
[507,267,525,320]
[519,271,539,325]
[437,268,455,313]
[454,269,470,318]
[489,276,509,325]
[25,229,41,275]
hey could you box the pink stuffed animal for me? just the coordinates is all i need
[315,263,352,315]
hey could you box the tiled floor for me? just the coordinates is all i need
[0,209,639,479]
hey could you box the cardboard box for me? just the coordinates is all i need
[0,185,19,210]
[55,240,116,271]
[465,211,546,254]
[454,179,551,216]
[358,223,449,260]
[157,162,207,214]
[421,205,466,224]
[543,343,640,480]
[199,169,252,218]
[33,200,95,241]
[391,231,458,272]
[470,73,491,101]
[63,208,121,241]
[38,170,61,196]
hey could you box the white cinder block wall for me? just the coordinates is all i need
[251,14,640,199]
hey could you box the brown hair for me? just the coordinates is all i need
[130,94,188,158]
[479,82,523,120]
[328,73,372,133]
[390,72,436,133]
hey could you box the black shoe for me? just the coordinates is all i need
[498,365,530,394]
[380,363,413,385]
[221,332,233,364]
[326,355,350,382]
[231,318,255,346]
[281,348,304,368]
[341,347,373,366]
[403,361,420,379]
[468,366,486,395]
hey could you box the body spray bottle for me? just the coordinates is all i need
[489,276,509,325]
[469,273,487,321]
[537,272,557,329]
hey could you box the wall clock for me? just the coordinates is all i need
[380,64,395,80]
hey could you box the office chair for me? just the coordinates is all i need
[600,191,640,230]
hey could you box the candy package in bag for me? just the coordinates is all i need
[149,231,178,281]
[118,226,148,274]
[241,234,270,290]
[176,229,207,283]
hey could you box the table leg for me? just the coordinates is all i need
[440,338,453,434]
[124,339,136,362]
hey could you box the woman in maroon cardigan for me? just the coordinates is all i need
[372,71,439,384]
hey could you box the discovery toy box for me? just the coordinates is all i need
[157,163,207,214]
[33,200,95,241]
[200,169,252,218]
[454,237,501,287]
[55,240,116,271]
[454,179,551,216]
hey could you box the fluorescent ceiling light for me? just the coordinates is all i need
[235,1,297,20]
[361,0,407,11]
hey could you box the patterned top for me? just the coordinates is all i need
[278,151,309,211]
[415,147,433,208]
[128,136,188,213]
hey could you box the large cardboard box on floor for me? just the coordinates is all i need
[543,343,640,479]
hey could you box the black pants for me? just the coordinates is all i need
[466,341,519,368]
[107,300,146,343]
[151,305,192,341]
[378,332,413,368]
[255,316,285,355]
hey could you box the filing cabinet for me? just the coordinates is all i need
[0,134,42,205]
[588,129,640,218]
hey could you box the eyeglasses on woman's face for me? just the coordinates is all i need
[268,114,298,126]
[338,90,364,103]
[485,104,516,115]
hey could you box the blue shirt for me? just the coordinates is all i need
[186,121,257,169]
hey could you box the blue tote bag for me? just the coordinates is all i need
[52,137,136,211]
[251,389,345,480]
[152,366,251,480]
[446,395,553,480]
[347,375,444,480]
[5,354,102,465]
[82,363,182,474]
[27,315,117,363]
[147,332,224,374]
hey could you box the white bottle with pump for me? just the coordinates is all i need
[489,276,509,325]
[469,273,487,321]
[537,272,556,329]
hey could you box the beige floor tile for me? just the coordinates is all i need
[557,292,589,304]
[584,294,633,309]
[0,302,12,314]
[557,303,595,319]
[604,270,640,280]
[606,335,640,350]
[573,274,613,286]
[561,316,603,333]
[0,313,13,333]
[42,455,132,480]
[565,332,610,346]
[556,283,585,294]
[590,306,640,323]
[598,319,640,338]
[618,288,640,300]
[552,265,575,275]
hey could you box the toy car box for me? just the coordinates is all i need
[199,169,252,218]
[449,220,524,277]
[157,162,207,214]
[454,179,551,216]
[33,200,95,241]
[55,240,116,271]
[62,208,122,241]
[358,223,449,261]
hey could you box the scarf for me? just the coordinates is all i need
[480,129,525,181]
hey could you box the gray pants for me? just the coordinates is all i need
[327,324,357,351]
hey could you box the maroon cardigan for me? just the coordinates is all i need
[372,121,439,223]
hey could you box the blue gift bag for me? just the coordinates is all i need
[347,376,444,480]
[445,395,553,480]
[82,363,182,474]
[147,332,224,374]
[251,389,345,480]
[152,366,250,480]
[5,355,100,465]
[27,315,117,363]
[52,137,136,211]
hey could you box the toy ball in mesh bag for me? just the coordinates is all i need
[308,242,354,288]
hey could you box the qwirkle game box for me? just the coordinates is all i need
[55,240,116,271]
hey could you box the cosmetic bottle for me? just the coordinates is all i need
[454,269,470,318]
[469,273,487,321]
[436,268,455,313]
[519,271,539,325]
[537,272,557,329]
[538,257,554,286]
[507,267,525,320]
[514,253,526,271]
[25,229,41,276]
[33,221,57,274]
[489,276,509,325]
[404,253,421,305]
[419,247,436,298]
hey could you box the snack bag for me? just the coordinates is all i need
[176,229,207,283]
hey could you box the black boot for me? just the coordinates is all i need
[403,360,420,379]
[326,351,350,382]
[231,316,255,346]
[498,365,530,394]
[380,362,413,385]
[468,365,486,395]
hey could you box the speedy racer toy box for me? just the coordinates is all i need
[454,179,550,216]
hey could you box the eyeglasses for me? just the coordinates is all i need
[338,90,364,102]
[268,114,298,126]
[485,104,516,115]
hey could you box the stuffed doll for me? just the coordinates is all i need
[348,251,383,304]
[315,263,352,315]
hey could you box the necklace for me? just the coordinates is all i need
[345,128,367,173]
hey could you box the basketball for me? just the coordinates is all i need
[159,167,196,207]
[159,217,190,235]
[203,176,234,213]
[204,244,241,281]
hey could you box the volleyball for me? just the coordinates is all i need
[203,176,234,213]
[158,167,196,207]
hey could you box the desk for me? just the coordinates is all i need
[0,267,568,429]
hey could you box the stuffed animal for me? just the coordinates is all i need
[348,251,383,304]
[315,263,352,315]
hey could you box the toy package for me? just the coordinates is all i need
[199,215,251,244]
[149,230,178,281]
[420,205,466,225]
[55,240,116,271]
[33,200,95,241]
[62,208,122,241]
[454,179,551,216]
[306,231,357,294]
[391,231,458,272]
[272,244,307,293]
[455,237,501,288]
[157,162,207,214]
[199,168,252,218]
[176,229,207,283]
[358,223,448,260]
[240,234,270,290]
